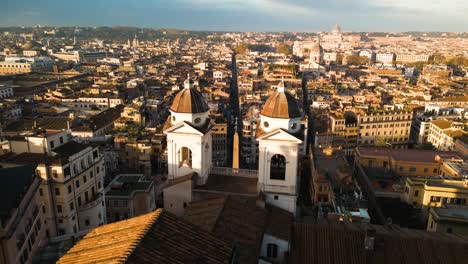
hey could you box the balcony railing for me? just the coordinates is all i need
[78,195,102,211]
[15,203,44,264]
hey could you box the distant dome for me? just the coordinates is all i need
[261,82,301,119]
[311,42,323,53]
[170,77,208,114]
[332,24,341,34]
[21,40,42,50]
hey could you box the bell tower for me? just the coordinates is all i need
[164,74,212,184]
[256,79,306,216]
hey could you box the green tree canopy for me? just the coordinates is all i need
[276,43,292,55]
[346,55,369,66]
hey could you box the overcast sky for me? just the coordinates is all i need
[1,0,467,32]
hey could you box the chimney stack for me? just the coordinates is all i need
[364,227,376,251]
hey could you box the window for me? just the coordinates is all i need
[263,121,269,128]
[90,171,94,178]
[57,205,62,213]
[70,202,74,211]
[433,168,438,173]
[50,140,55,149]
[83,175,87,183]
[409,167,416,173]
[55,188,60,196]
[52,170,58,178]
[431,196,441,202]
[76,180,80,188]
[414,190,419,197]
[179,147,192,167]
[446,227,452,234]
[270,154,286,180]
[85,219,90,226]
[68,185,72,193]
[424,168,428,173]
[267,243,278,258]
[78,197,82,207]
[85,191,89,202]
[64,167,71,177]
[39,188,43,196]
[96,166,100,174]
[59,136,63,144]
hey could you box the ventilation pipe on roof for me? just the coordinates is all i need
[364,227,376,251]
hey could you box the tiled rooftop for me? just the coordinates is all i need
[57,209,234,264]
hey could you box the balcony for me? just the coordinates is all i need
[78,195,103,212]
[15,203,44,264]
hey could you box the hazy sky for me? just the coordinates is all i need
[1,0,467,32]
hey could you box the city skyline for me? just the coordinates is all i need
[1,0,467,32]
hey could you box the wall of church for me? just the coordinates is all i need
[164,180,193,216]
[258,141,299,195]
[265,193,297,216]
[166,132,212,181]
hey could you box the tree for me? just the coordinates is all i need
[235,43,249,54]
[276,43,292,55]
[419,142,436,150]
[346,55,369,66]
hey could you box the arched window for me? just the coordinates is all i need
[270,154,286,180]
[179,147,192,167]
[267,243,278,258]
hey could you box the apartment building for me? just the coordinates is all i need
[1,130,106,237]
[0,85,14,99]
[211,122,227,167]
[427,205,468,235]
[358,110,413,148]
[402,176,468,217]
[396,54,431,63]
[427,119,466,151]
[0,165,46,264]
[375,53,395,66]
[0,57,54,75]
[62,95,123,111]
[104,174,155,223]
[114,136,154,177]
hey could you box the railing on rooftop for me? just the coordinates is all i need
[209,166,258,178]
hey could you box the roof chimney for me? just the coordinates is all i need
[364,227,376,251]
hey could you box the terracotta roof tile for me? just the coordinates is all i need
[58,209,234,264]
[288,221,468,264]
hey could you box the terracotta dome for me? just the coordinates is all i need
[170,86,209,114]
[261,90,301,119]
